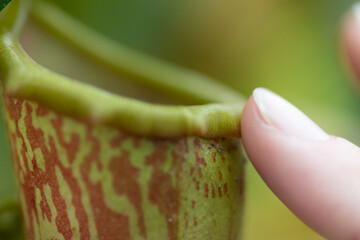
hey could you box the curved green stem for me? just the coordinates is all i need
[31,1,245,105]
[0,0,31,37]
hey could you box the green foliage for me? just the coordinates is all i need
[0,197,23,240]
[0,0,11,12]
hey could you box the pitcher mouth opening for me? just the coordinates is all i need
[0,0,245,138]
[20,19,180,106]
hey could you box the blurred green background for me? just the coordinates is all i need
[2,0,360,239]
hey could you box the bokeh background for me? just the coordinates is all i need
[1,0,360,239]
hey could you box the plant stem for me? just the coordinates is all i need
[32,1,245,105]
[0,0,31,37]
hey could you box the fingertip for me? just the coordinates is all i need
[241,89,360,239]
[341,5,360,86]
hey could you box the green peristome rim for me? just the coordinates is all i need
[0,0,246,138]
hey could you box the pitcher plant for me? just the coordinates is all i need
[0,0,247,239]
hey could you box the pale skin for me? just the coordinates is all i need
[241,10,360,240]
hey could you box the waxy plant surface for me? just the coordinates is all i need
[3,96,244,240]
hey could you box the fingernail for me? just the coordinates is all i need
[253,88,329,141]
